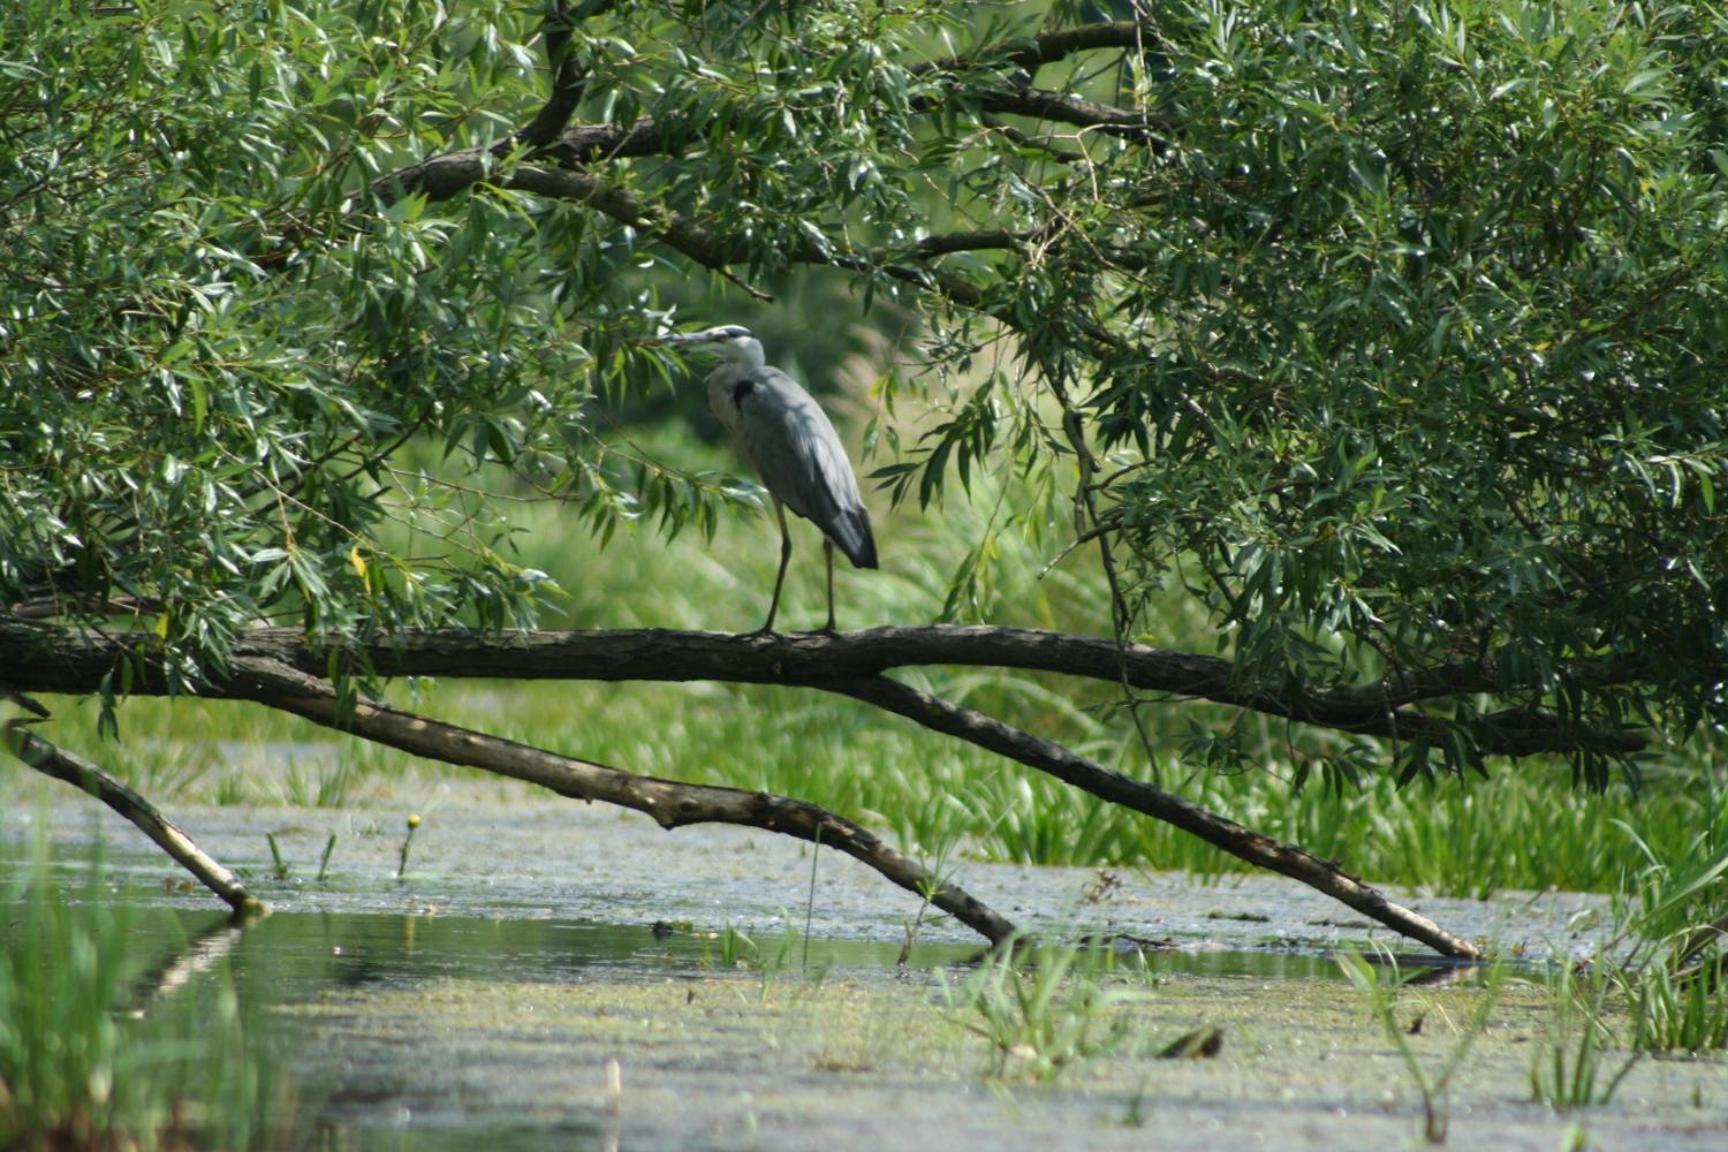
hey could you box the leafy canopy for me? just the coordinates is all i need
[2,0,1724,777]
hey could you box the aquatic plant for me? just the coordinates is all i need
[713,923,757,971]
[317,833,338,884]
[265,832,292,880]
[1627,960,1728,1054]
[1604,818,1728,1054]
[1337,948,1503,1144]
[396,813,422,880]
[1530,963,1640,1110]
[941,936,1148,1081]
[0,835,294,1150]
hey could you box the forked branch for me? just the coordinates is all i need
[2,620,1496,955]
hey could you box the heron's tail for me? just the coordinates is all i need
[828,508,878,570]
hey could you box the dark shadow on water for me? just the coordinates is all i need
[134,905,1408,995]
[112,902,1372,1001]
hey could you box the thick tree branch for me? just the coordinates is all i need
[543,118,675,164]
[834,675,1480,958]
[980,116,1088,163]
[255,15,1160,313]
[220,656,1017,945]
[395,161,992,308]
[516,0,612,150]
[373,12,1162,209]
[926,21,1153,75]
[379,77,1154,210]
[374,120,672,204]
[915,20,1165,144]
[367,1,621,205]
[0,621,1642,758]
[972,86,1158,142]
[4,720,265,917]
[891,231,1031,259]
[350,13,1156,318]
[1009,21,1155,72]
[2,624,1523,953]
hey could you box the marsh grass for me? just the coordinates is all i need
[1530,963,1640,1110]
[4,435,1724,899]
[1602,819,1728,1054]
[941,936,1149,1080]
[0,833,295,1150]
[1338,948,1505,1144]
[702,920,817,1003]
[265,832,291,880]
[1627,959,1728,1053]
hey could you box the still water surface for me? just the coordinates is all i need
[7,793,1719,1151]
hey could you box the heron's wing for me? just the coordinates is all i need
[737,369,878,569]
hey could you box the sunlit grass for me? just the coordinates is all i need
[941,934,1150,1080]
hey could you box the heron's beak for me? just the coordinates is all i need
[651,330,716,347]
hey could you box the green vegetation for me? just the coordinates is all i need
[395,812,421,880]
[0,836,293,1150]
[1339,948,1505,1143]
[1627,960,1728,1054]
[1530,963,1640,1110]
[5,0,1725,776]
[1609,821,1728,1054]
[264,832,291,880]
[942,936,1149,1080]
[4,0,1727,1019]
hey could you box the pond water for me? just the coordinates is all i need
[4,780,1726,1150]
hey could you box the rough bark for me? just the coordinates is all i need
[4,621,1491,956]
[0,621,1637,757]
[220,656,1017,945]
[835,676,1478,958]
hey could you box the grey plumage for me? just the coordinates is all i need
[655,324,877,632]
[732,368,878,569]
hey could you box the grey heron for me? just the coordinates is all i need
[657,324,877,633]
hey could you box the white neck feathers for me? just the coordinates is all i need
[722,337,767,371]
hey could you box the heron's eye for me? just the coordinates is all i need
[731,379,755,408]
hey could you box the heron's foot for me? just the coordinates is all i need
[746,622,780,639]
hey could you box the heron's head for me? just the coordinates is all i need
[653,324,764,368]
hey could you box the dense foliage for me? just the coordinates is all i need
[2,0,1723,778]
[1093,2,1728,784]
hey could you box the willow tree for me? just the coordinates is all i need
[2,0,1724,954]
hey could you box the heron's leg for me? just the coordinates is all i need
[758,497,793,635]
[821,537,837,633]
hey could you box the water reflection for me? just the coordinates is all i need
[106,902,1417,1003]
